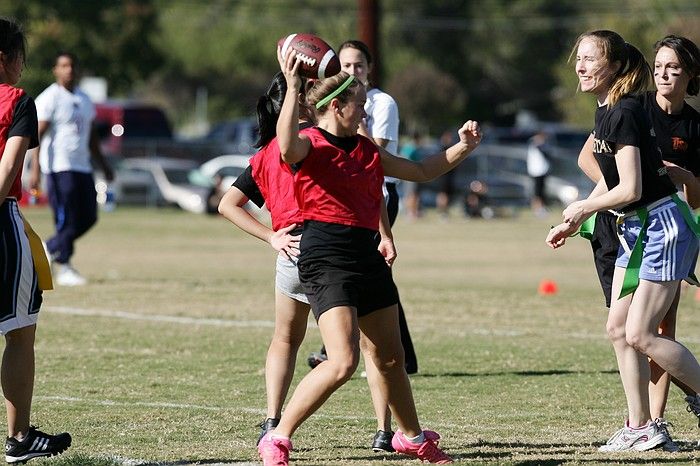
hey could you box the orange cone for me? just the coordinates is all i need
[538,279,558,295]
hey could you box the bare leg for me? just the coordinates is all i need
[3,325,36,438]
[606,268,654,427]
[626,279,700,395]
[361,332,392,432]
[359,305,421,437]
[274,306,359,438]
[265,291,310,419]
[649,288,679,419]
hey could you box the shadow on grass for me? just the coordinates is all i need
[411,369,620,378]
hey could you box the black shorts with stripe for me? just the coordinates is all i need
[0,199,42,334]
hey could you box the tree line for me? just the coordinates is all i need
[5,0,699,137]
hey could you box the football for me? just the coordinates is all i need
[277,33,341,79]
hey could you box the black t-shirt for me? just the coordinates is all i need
[8,94,39,149]
[232,165,265,208]
[639,91,700,175]
[593,95,676,213]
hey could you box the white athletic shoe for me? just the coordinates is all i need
[598,420,668,452]
[655,418,679,452]
[54,263,87,286]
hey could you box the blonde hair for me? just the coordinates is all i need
[306,71,362,113]
[571,30,652,106]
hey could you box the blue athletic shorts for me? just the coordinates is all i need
[615,198,699,282]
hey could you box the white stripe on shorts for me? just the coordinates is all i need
[659,207,678,281]
[4,202,39,332]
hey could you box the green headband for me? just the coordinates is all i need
[315,75,356,110]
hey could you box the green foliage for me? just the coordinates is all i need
[0,0,163,98]
[3,0,700,134]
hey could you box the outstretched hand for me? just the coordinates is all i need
[270,224,301,259]
[458,120,482,148]
[277,46,302,92]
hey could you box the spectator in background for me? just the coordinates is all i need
[399,130,423,219]
[436,129,456,219]
[29,51,113,286]
[526,130,551,217]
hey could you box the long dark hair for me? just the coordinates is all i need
[654,35,700,96]
[572,30,651,106]
[254,72,287,148]
[0,17,26,65]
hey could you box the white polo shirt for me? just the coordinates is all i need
[365,88,399,183]
[35,83,95,174]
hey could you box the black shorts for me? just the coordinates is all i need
[532,175,547,200]
[590,211,618,308]
[298,221,399,320]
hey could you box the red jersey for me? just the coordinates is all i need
[249,134,306,231]
[0,84,27,200]
[294,128,384,231]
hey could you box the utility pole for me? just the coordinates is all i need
[358,0,380,87]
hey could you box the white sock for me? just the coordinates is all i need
[406,431,425,444]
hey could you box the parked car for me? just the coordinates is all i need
[106,157,210,214]
[189,154,251,188]
[95,101,219,161]
[202,118,259,155]
[188,154,264,213]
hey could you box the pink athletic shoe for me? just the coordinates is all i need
[392,430,453,464]
[258,433,292,466]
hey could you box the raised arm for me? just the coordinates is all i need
[276,47,311,164]
[380,120,481,182]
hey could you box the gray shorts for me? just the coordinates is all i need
[275,253,309,304]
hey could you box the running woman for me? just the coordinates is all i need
[0,16,71,464]
[257,47,481,466]
[547,30,700,452]
[577,34,700,447]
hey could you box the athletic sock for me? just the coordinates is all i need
[406,431,425,444]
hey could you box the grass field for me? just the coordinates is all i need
[15,205,700,465]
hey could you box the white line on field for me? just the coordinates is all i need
[45,305,279,328]
[35,395,376,422]
[43,305,700,344]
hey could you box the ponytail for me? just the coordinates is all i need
[607,42,652,106]
[254,72,287,148]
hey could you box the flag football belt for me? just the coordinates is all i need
[575,194,699,298]
[22,214,53,291]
